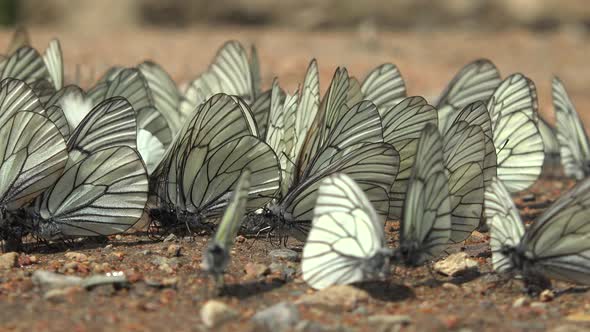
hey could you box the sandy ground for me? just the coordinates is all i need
[1,26,590,331]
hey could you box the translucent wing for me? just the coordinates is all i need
[249,45,262,97]
[203,169,251,280]
[493,111,544,193]
[302,173,386,289]
[45,85,91,130]
[45,105,70,140]
[537,116,559,158]
[346,76,363,107]
[487,73,538,122]
[67,97,137,161]
[0,78,44,124]
[436,59,501,133]
[361,63,406,112]
[0,111,68,210]
[0,47,50,84]
[136,105,172,175]
[283,143,399,241]
[102,68,154,112]
[280,90,299,196]
[250,88,273,138]
[43,39,64,89]
[37,146,148,238]
[484,178,525,273]
[265,79,286,155]
[293,60,320,161]
[209,41,256,102]
[452,101,497,186]
[553,77,590,180]
[138,61,182,131]
[176,136,280,217]
[443,121,485,243]
[522,177,590,284]
[6,26,30,55]
[401,123,451,265]
[213,169,251,250]
[382,96,438,219]
[304,100,384,178]
[296,67,349,181]
[30,79,55,105]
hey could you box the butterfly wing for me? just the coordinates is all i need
[382,96,438,219]
[520,178,590,284]
[0,111,68,210]
[443,121,485,243]
[43,39,64,90]
[302,173,386,289]
[484,178,525,273]
[436,59,501,134]
[361,63,406,112]
[553,77,590,180]
[37,146,148,238]
[401,123,451,264]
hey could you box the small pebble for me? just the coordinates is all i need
[513,296,530,308]
[268,248,299,262]
[115,235,123,240]
[244,262,270,279]
[43,286,81,302]
[104,244,113,250]
[296,285,369,311]
[167,244,182,257]
[531,302,547,310]
[368,315,412,327]
[200,300,238,328]
[540,289,555,302]
[442,282,461,291]
[0,252,18,269]
[252,302,300,331]
[433,252,479,277]
[522,193,535,202]
[163,233,177,242]
[235,235,246,243]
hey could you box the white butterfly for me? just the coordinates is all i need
[302,173,392,290]
[485,177,590,292]
[553,77,590,180]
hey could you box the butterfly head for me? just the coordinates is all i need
[363,248,393,278]
[202,242,230,277]
[393,241,423,267]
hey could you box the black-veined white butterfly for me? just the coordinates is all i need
[443,120,485,243]
[259,68,399,242]
[202,169,251,289]
[302,173,392,289]
[180,41,260,117]
[485,177,590,293]
[382,96,438,219]
[0,79,68,244]
[436,59,502,134]
[488,74,544,193]
[361,63,406,113]
[152,93,280,233]
[392,123,452,266]
[48,68,172,175]
[553,77,590,180]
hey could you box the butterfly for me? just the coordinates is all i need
[47,68,172,175]
[360,63,407,113]
[392,123,452,266]
[24,96,149,240]
[381,96,438,219]
[442,120,485,243]
[202,169,251,290]
[301,173,392,289]
[258,67,399,243]
[488,74,544,193]
[0,79,68,245]
[180,41,260,118]
[152,93,280,234]
[552,76,590,180]
[435,59,502,134]
[485,177,590,293]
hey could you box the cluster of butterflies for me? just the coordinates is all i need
[1,28,590,295]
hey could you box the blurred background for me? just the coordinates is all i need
[0,0,589,122]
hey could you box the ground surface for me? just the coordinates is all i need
[1,27,590,331]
